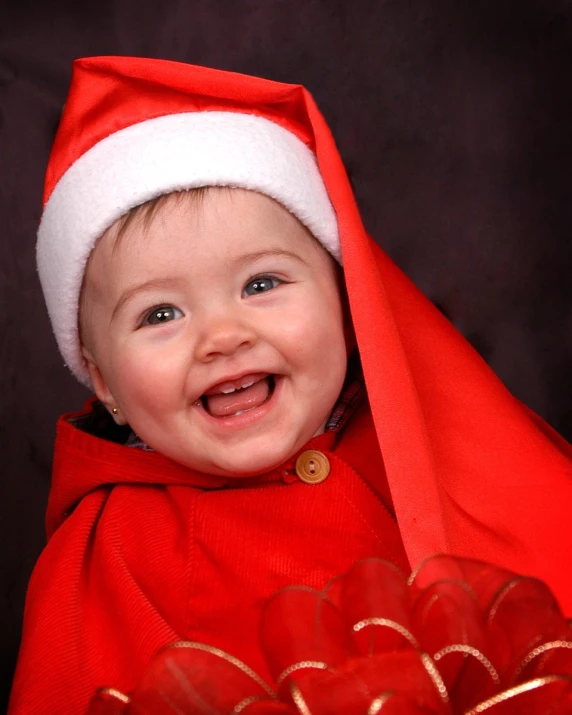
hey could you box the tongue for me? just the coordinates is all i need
[205,377,271,417]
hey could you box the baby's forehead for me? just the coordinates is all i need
[107,190,203,249]
[85,187,338,295]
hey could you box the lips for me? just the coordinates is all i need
[201,373,275,417]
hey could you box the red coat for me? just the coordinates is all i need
[10,58,572,713]
[11,398,410,713]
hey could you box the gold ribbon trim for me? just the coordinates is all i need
[353,617,420,648]
[276,660,328,687]
[465,674,571,714]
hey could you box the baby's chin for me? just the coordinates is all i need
[139,412,333,478]
[203,422,333,478]
[170,439,307,479]
[197,450,295,479]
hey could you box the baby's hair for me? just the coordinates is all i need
[111,187,213,250]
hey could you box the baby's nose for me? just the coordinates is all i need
[194,316,256,361]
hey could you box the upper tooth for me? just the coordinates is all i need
[241,379,255,389]
[221,387,236,394]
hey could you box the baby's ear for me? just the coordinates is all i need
[81,346,128,425]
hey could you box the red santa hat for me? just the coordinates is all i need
[37,57,340,385]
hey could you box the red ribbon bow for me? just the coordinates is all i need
[88,556,572,714]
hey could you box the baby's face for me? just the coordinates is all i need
[81,188,348,477]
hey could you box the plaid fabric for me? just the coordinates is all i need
[323,376,364,433]
[127,355,365,450]
[125,432,155,451]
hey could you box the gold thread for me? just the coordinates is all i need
[433,644,500,686]
[513,640,572,681]
[486,577,526,621]
[407,553,472,589]
[408,576,478,603]
[233,695,268,713]
[420,652,449,702]
[290,683,313,715]
[465,675,570,713]
[368,692,393,713]
[276,660,328,687]
[353,617,420,648]
[169,641,276,697]
[95,687,131,703]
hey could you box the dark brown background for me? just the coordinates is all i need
[2,0,572,708]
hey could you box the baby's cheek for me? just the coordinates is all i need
[113,357,160,407]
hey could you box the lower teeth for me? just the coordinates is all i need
[202,375,276,417]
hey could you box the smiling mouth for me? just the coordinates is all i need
[200,374,276,418]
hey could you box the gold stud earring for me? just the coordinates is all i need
[112,407,119,415]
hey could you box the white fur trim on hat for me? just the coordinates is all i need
[37,111,340,385]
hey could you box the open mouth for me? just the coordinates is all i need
[200,374,276,418]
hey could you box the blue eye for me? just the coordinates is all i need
[243,276,281,297]
[144,306,182,325]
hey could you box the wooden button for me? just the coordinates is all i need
[295,450,330,484]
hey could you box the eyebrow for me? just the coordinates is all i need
[233,248,306,270]
[111,277,183,321]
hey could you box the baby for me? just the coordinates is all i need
[9,56,572,714]
[80,187,348,477]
